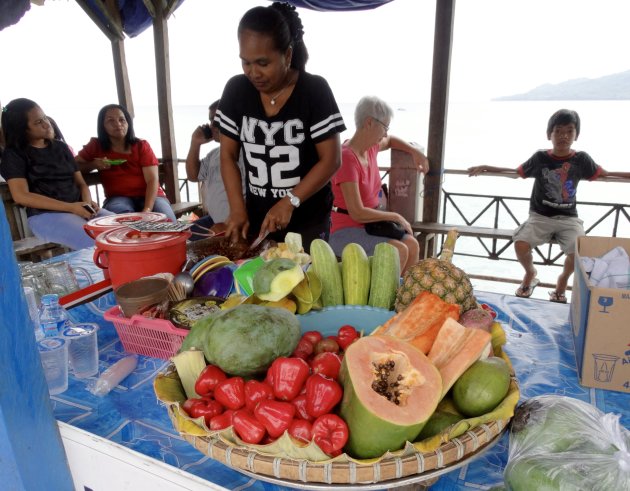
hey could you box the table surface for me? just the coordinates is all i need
[51,248,630,491]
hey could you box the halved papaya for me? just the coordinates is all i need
[339,335,442,459]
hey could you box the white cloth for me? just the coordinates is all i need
[581,246,630,289]
[197,147,245,223]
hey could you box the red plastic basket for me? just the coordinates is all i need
[103,306,189,359]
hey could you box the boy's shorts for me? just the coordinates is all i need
[513,212,584,255]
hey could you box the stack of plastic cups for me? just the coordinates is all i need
[23,286,43,341]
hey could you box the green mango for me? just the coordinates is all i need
[253,258,304,302]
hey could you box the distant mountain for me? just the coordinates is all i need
[494,70,630,101]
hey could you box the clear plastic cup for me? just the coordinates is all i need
[37,337,69,395]
[62,323,99,379]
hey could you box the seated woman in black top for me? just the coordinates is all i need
[0,98,112,250]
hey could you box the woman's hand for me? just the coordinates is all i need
[226,209,250,243]
[95,158,112,171]
[411,146,429,173]
[260,199,294,236]
[392,213,413,235]
[69,202,96,219]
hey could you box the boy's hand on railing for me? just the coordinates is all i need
[468,165,488,176]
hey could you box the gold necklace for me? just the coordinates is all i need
[269,73,295,106]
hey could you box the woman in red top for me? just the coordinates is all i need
[329,96,428,273]
[76,104,176,221]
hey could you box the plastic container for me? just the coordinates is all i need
[93,227,190,289]
[37,337,69,395]
[63,323,99,378]
[114,277,170,317]
[83,211,168,239]
[39,293,70,338]
[103,305,188,359]
[89,354,138,397]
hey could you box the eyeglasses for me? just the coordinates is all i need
[372,117,389,132]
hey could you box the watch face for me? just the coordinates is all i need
[288,191,300,207]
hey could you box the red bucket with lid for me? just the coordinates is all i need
[84,212,168,239]
[94,227,190,289]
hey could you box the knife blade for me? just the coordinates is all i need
[248,230,269,250]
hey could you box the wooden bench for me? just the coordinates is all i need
[13,237,69,262]
[412,222,515,259]
[171,201,202,218]
[412,221,560,260]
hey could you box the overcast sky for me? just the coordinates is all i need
[2,0,630,109]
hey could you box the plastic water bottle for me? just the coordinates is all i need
[39,294,70,338]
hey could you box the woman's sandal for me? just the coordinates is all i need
[548,290,567,303]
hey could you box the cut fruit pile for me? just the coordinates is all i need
[155,292,519,463]
[154,229,519,468]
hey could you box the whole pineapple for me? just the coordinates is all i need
[395,229,476,313]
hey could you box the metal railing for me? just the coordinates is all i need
[435,190,630,266]
[413,169,630,293]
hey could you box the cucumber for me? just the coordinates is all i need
[368,242,400,309]
[310,239,344,306]
[341,243,371,305]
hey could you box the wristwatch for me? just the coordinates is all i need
[286,190,301,208]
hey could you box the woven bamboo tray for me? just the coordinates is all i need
[156,306,516,488]
[163,401,508,488]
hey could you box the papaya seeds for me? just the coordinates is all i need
[339,335,442,459]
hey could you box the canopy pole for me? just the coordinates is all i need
[152,0,180,204]
[0,200,74,490]
[111,39,135,117]
[422,0,455,257]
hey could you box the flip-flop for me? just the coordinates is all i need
[515,278,540,298]
[549,290,567,303]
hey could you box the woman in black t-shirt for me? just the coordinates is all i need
[0,98,111,250]
[215,2,346,251]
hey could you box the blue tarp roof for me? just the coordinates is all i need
[0,0,394,36]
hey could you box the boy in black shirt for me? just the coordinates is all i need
[469,109,630,302]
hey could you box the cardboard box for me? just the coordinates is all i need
[571,236,630,393]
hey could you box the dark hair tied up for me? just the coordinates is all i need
[239,1,309,71]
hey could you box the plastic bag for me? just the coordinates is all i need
[88,355,138,397]
[504,395,630,491]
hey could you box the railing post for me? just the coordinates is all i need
[389,148,423,224]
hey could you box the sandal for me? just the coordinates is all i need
[515,278,540,298]
[549,290,567,303]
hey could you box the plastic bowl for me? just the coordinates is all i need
[114,277,170,318]
[298,305,395,336]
